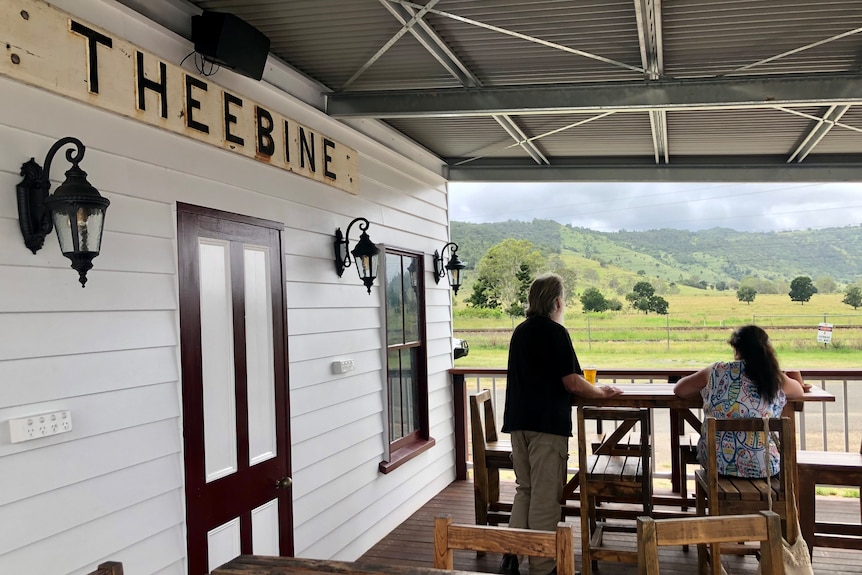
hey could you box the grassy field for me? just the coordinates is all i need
[454,292,862,369]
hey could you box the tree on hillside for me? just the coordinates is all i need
[815,276,837,294]
[506,263,532,317]
[737,286,757,304]
[468,239,545,312]
[547,257,578,305]
[580,287,609,312]
[789,276,817,305]
[465,275,499,309]
[650,295,669,315]
[626,281,653,313]
[843,286,862,310]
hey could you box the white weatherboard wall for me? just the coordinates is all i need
[0,1,458,573]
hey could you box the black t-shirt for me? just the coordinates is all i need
[501,315,581,437]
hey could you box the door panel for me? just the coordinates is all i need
[178,204,293,575]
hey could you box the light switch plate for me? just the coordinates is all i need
[8,410,72,443]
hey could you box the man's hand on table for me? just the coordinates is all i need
[597,385,623,398]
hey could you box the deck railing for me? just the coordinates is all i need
[450,367,862,481]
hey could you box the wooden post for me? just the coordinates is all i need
[452,372,468,480]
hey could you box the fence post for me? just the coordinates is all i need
[666,314,670,350]
[587,315,592,350]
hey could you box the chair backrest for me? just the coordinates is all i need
[470,389,498,444]
[636,511,784,575]
[469,389,498,472]
[578,407,651,477]
[433,515,575,575]
[87,562,124,575]
[703,416,798,540]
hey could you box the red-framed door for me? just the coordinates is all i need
[177,203,293,575]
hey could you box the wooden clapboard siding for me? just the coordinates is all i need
[0,420,181,505]
[0,268,176,311]
[0,455,179,554]
[1,1,453,572]
[0,310,178,360]
[0,347,178,406]
[288,307,383,337]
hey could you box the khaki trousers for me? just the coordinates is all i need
[509,430,569,575]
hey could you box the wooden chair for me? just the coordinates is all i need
[637,511,785,575]
[797,437,862,556]
[695,416,797,575]
[433,515,575,575]
[86,562,123,575]
[577,407,652,575]
[470,389,513,526]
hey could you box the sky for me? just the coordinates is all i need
[448,182,862,233]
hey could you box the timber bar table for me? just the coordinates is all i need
[211,555,470,575]
[564,383,835,513]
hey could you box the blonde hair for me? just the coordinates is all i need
[526,273,563,318]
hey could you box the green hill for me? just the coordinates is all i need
[451,220,862,289]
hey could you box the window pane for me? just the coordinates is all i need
[403,256,419,343]
[400,348,418,437]
[388,348,402,442]
[385,253,404,345]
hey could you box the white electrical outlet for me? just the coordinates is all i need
[8,410,72,443]
[331,359,355,374]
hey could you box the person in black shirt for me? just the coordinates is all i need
[501,273,620,575]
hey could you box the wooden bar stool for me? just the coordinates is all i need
[577,407,652,575]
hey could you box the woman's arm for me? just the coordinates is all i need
[781,369,805,398]
[672,366,712,398]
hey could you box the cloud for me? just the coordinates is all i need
[449,182,862,232]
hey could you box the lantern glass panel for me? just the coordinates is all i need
[447,266,461,288]
[53,205,105,254]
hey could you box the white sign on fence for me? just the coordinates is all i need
[816,323,833,344]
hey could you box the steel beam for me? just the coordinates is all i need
[327,73,862,118]
[445,156,862,182]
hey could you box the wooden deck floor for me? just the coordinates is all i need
[356,479,862,575]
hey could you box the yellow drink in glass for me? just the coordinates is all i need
[583,368,597,385]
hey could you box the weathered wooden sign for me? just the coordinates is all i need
[1,0,359,194]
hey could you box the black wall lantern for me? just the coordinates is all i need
[16,137,110,287]
[433,242,466,295]
[334,217,379,294]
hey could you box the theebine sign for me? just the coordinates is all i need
[1,0,359,195]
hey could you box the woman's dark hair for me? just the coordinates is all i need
[729,325,782,402]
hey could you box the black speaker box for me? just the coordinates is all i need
[191,11,270,81]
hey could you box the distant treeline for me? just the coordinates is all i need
[452,220,862,285]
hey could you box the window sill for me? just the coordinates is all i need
[379,437,436,474]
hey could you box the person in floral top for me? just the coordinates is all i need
[673,325,805,477]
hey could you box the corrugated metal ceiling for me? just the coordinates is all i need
[180,0,862,181]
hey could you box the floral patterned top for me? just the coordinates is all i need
[697,360,786,477]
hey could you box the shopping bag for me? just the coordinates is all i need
[755,417,814,575]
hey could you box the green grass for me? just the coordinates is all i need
[453,293,862,369]
[815,486,860,498]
